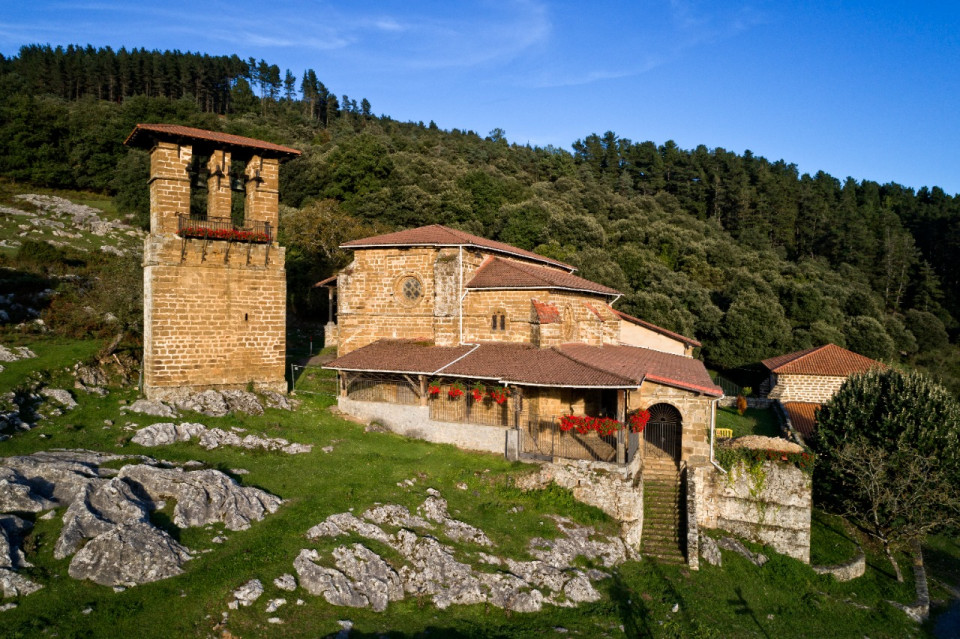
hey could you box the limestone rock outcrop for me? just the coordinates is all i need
[297,493,621,613]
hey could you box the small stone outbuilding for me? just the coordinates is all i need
[761,343,884,440]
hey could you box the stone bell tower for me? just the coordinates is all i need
[124,124,300,400]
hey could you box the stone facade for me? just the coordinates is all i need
[692,462,812,562]
[142,235,286,400]
[136,131,295,400]
[336,248,627,356]
[630,382,713,466]
[767,373,848,403]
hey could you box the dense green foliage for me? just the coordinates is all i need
[3,44,960,389]
[814,370,960,575]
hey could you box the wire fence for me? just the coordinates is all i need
[290,364,337,396]
[520,415,623,463]
[428,394,516,427]
[344,373,420,405]
[713,374,740,398]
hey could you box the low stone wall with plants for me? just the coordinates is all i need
[693,445,813,562]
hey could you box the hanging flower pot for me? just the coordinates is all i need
[470,383,486,402]
[488,387,511,405]
[628,409,651,433]
[448,382,465,399]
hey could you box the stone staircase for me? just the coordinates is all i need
[642,458,686,564]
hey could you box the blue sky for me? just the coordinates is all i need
[2,1,959,194]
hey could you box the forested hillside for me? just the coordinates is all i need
[2,45,959,391]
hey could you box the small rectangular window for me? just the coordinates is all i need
[500,315,505,330]
[491,314,497,330]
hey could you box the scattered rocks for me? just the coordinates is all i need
[229,579,264,609]
[131,421,312,455]
[0,602,17,612]
[322,446,334,453]
[0,345,36,363]
[298,493,624,613]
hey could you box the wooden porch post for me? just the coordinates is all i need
[419,375,428,406]
[617,389,627,464]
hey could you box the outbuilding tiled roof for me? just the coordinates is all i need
[341,225,574,271]
[761,344,885,376]
[610,308,701,347]
[326,340,722,395]
[783,402,819,440]
[467,257,619,296]
[124,123,301,156]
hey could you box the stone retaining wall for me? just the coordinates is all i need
[337,397,508,455]
[693,461,812,562]
[515,457,643,551]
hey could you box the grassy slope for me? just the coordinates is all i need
[0,336,945,639]
[715,407,781,438]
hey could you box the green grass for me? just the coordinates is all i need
[716,406,781,438]
[810,509,862,565]
[0,336,950,638]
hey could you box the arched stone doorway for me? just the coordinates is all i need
[644,403,683,462]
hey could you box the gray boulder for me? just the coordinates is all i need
[331,544,404,612]
[68,521,191,587]
[0,468,54,513]
[0,515,33,570]
[123,400,178,418]
[0,568,42,598]
[295,549,372,609]
[40,388,77,410]
[118,464,282,530]
[230,578,264,608]
[130,422,206,447]
[416,496,492,547]
[55,477,151,559]
[174,390,265,417]
[700,535,722,567]
[718,537,768,567]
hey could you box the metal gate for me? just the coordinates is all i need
[644,403,682,461]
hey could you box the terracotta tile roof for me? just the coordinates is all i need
[610,308,701,347]
[327,340,475,375]
[467,257,619,296]
[326,340,721,396]
[783,402,819,440]
[558,344,722,396]
[761,343,885,376]
[532,300,561,324]
[124,123,301,157]
[341,225,574,271]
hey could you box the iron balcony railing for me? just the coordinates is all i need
[177,214,273,243]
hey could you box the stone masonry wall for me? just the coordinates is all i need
[630,382,712,465]
[143,235,286,399]
[693,462,812,562]
[768,373,848,403]
[337,248,620,354]
[149,141,191,234]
